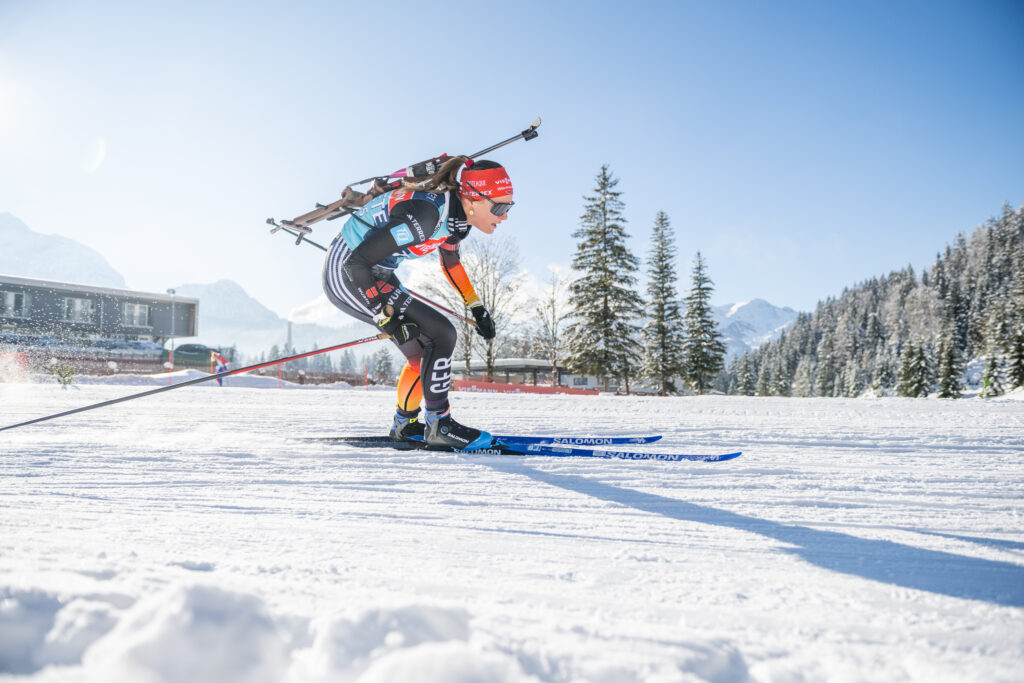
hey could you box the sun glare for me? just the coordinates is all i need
[85,137,107,172]
[0,79,33,136]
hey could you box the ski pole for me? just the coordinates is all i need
[0,333,388,434]
[405,290,475,326]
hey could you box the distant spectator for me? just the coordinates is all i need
[212,350,229,386]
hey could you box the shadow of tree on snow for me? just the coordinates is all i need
[486,462,1024,608]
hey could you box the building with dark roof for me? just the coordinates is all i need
[0,274,197,344]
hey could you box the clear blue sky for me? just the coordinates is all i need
[1,0,1022,316]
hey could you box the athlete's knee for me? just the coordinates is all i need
[432,318,457,353]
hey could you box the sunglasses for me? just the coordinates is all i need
[464,184,514,216]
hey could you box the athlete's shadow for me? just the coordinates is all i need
[484,461,1024,608]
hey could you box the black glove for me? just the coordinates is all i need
[470,303,495,340]
[374,308,419,344]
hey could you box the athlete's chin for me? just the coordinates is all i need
[477,223,498,235]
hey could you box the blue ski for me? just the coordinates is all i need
[308,435,738,463]
[305,434,661,446]
[500,442,742,463]
[494,434,661,446]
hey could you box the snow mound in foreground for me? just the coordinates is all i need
[0,589,120,676]
[357,642,537,683]
[293,605,536,683]
[0,588,64,674]
[5,584,538,683]
[83,585,290,683]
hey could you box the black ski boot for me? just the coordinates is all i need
[424,406,492,451]
[389,409,425,442]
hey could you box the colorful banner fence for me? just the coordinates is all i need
[454,379,598,396]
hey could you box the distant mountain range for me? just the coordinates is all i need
[0,212,797,358]
[713,299,799,359]
[0,213,126,288]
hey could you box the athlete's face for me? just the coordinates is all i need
[462,194,513,234]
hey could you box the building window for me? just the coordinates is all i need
[0,291,30,318]
[62,297,96,323]
[123,302,152,327]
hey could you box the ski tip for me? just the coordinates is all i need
[709,451,742,461]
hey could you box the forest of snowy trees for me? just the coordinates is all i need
[722,203,1024,398]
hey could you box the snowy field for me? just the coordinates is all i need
[1,379,1022,682]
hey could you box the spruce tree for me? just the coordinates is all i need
[979,354,1004,397]
[841,358,862,397]
[936,328,964,399]
[373,347,395,381]
[640,211,686,394]
[870,351,896,395]
[1008,329,1024,390]
[565,165,643,392]
[770,352,790,395]
[755,360,771,396]
[682,252,726,394]
[339,349,356,374]
[736,352,757,396]
[897,341,925,397]
[814,330,837,398]
[791,357,814,397]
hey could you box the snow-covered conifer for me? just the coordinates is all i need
[979,354,1004,397]
[640,211,685,395]
[841,358,862,397]
[565,165,643,392]
[791,357,814,397]
[870,350,896,394]
[681,252,726,394]
[897,341,931,398]
[373,347,395,381]
[756,360,771,396]
[1007,328,1024,390]
[936,326,964,399]
[736,352,757,396]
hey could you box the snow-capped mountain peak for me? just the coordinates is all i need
[289,294,352,327]
[0,212,126,288]
[713,298,799,359]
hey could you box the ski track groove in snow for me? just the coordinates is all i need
[1,383,1022,682]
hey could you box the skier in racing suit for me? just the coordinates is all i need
[322,160,513,450]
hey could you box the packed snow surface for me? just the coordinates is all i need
[1,381,1022,682]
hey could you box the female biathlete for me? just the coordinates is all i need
[322,160,513,451]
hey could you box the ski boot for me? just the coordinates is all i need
[424,406,492,451]
[389,409,425,442]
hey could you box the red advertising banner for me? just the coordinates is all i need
[454,379,598,396]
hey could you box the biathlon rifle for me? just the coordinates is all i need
[267,118,541,247]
